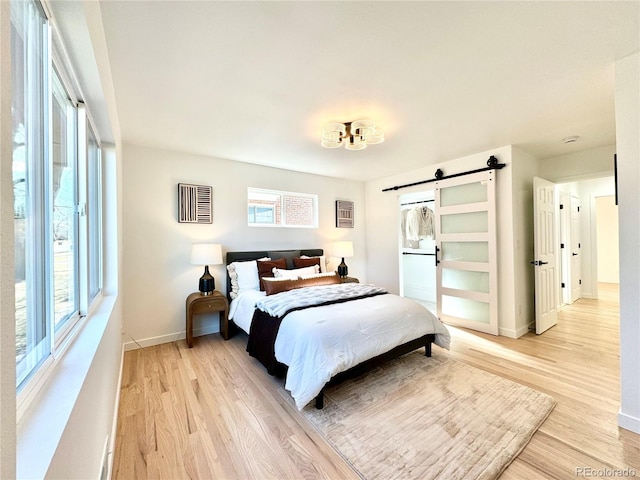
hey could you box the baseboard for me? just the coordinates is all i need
[107,345,125,479]
[516,323,533,338]
[122,324,219,351]
[618,410,640,434]
[498,321,534,339]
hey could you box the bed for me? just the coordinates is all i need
[225,249,451,409]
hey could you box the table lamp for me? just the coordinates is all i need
[333,241,354,278]
[190,243,223,295]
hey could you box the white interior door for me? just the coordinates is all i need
[533,177,558,334]
[559,190,571,305]
[435,170,498,335]
[570,195,582,302]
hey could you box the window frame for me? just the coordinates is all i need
[13,0,54,390]
[12,0,105,409]
[247,203,276,225]
[50,64,81,348]
[247,187,319,228]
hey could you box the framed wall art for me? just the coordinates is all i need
[178,183,212,223]
[335,200,354,228]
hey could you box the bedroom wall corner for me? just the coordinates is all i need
[510,147,541,337]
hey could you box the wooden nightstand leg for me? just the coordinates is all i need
[220,309,230,340]
[186,306,194,348]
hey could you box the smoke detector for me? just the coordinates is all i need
[562,135,580,144]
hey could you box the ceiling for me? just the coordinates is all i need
[96,1,639,181]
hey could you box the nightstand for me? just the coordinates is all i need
[185,291,229,347]
[340,276,359,283]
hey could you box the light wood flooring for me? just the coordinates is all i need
[112,283,639,479]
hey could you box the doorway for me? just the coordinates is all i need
[535,176,616,334]
[399,191,436,313]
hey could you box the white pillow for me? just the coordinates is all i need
[300,255,327,273]
[273,265,319,279]
[227,257,269,299]
[299,271,339,280]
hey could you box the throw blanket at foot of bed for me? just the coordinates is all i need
[247,283,451,409]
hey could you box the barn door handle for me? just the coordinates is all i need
[435,246,440,266]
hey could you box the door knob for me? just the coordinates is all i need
[572,253,578,256]
[530,260,549,266]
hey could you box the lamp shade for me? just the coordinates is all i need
[333,241,354,258]
[190,243,223,266]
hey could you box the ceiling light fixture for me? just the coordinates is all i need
[321,120,384,150]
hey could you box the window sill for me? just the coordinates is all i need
[16,294,118,480]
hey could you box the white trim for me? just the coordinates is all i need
[123,323,219,352]
[499,323,531,339]
[107,345,125,480]
[17,294,116,479]
[618,410,640,435]
[247,186,319,228]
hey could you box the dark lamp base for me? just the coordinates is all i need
[337,258,349,278]
[198,266,216,294]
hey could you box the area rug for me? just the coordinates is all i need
[301,350,555,480]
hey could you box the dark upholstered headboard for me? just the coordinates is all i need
[225,249,324,301]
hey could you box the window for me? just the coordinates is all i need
[247,187,318,228]
[87,122,102,302]
[51,69,79,336]
[248,205,275,224]
[12,0,103,392]
[13,0,51,388]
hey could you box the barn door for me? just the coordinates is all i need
[435,170,498,335]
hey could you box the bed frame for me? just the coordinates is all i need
[225,248,436,409]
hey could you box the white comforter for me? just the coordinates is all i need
[230,285,450,410]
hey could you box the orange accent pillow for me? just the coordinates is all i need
[292,256,321,269]
[263,273,341,296]
[257,258,287,290]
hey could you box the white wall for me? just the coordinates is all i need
[540,144,616,182]
[402,254,436,304]
[615,51,640,434]
[511,147,541,334]
[122,144,366,347]
[365,145,536,338]
[595,196,619,283]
